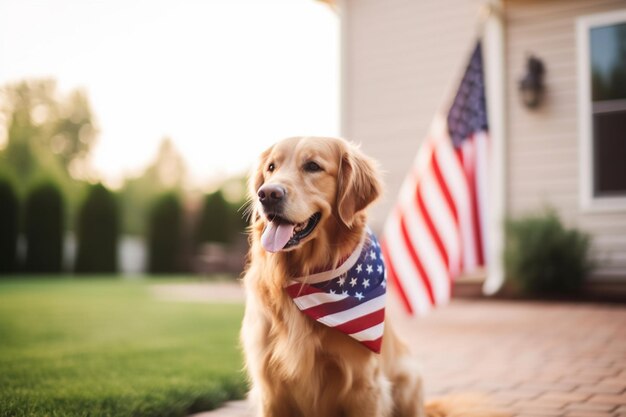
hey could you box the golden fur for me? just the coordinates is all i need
[240,136,507,417]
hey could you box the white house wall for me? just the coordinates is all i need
[505,0,626,279]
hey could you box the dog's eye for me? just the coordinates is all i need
[303,161,323,173]
[268,163,275,172]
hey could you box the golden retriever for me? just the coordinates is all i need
[240,136,506,417]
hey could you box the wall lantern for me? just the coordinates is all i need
[518,55,545,109]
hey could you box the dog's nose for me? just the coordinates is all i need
[258,184,286,206]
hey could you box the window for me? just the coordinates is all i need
[578,10,626,211]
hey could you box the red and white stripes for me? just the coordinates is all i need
[382,116,488,315]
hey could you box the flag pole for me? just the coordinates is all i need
[482,0,507,295]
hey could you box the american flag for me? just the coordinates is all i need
[381,42,489,315]
[286,229,387,353]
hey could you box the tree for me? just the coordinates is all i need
[24,182,65,273]
[0,79,97,229]
[75,184,119,273]
[195,190,233,245]
[0,177,19,274]
[49,90,97,169]
[0,79,97,179]
[147,192,183,273]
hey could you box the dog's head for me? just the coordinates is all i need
[249,136,381,254]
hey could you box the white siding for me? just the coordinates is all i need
[505,0,626,279]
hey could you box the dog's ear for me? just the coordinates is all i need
[336,143,382,228]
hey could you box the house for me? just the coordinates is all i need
[334,0,626,288]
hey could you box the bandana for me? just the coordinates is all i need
[285,228,387,353]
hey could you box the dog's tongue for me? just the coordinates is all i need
[261,221,295,253]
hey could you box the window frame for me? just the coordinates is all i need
[577,9,626,212]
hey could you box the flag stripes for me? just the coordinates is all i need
[333,308,385,335]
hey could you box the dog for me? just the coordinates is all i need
[240,136,506,417]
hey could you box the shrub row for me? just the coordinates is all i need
[0,179,117,274]
[0,178,245,275]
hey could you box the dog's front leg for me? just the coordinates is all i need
[341,375,393,417]
[248,384,301,417]
[241,300,301,417]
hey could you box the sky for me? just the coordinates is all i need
[0,0,339,188]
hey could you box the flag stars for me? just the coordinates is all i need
[342,290,348,296]
[369,250,377,260]
[366,264,373,274]
[377,265,383,274]
[381,280,386,288]
[350,277,358,287]
[329,289,336,294]
[362,279,370,288]
[337,276,346,286]
[355,292,364,300]
[356,264,363,273]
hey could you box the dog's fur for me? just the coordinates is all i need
[240,136,506,417]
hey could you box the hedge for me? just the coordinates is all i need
[147,192,183,273]
[0,178,19,273]
[75,183,119,273]
[24,182,65,273]
[195,190,234,245]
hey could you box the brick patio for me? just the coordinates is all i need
[189,285,626,417]
[397,299,626,417]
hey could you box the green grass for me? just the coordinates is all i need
[0,277,246,417]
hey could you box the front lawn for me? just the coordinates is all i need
[0,277,245,417]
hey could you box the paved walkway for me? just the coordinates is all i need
[178,283,626,417]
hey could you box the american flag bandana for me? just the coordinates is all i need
[285,228,387,353]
